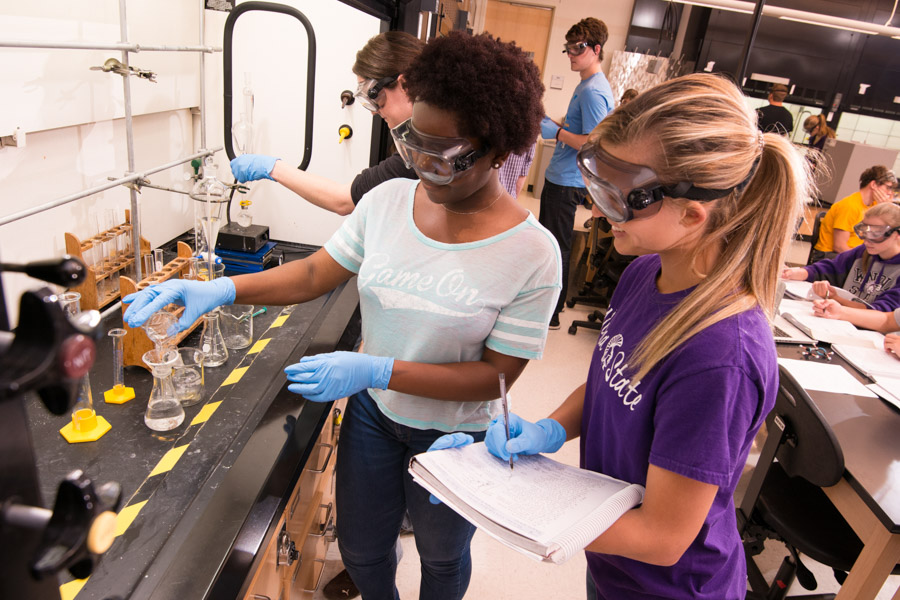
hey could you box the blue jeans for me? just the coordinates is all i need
[539,179,587,318]
[335,390,486,600]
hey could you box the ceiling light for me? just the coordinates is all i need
[677,0,752,14]
[778,16,875,35]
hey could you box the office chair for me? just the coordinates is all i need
[738,365,900,599]
[805,211,828,265]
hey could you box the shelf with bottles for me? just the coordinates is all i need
[64,209,152,311]
[118,241,207,370]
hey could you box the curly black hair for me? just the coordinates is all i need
[403,31,544,156]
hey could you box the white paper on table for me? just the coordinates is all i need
[868,377,900,410]
[778,358,878,398]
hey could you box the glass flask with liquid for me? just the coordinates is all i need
[142,348,185,431]
[200,311,229,367]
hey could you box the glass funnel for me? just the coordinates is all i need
[190,156,228,273]
[142,348,185,431]
[200,311,229,367]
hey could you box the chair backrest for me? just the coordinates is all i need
[806,210,828,265]
[768,365,845,487]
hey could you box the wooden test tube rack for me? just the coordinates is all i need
[64,210,151,311]
[119,241,205,371]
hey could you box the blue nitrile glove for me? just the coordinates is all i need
[230,154,279,182]
[485,412,566,462]
[122,277,236,332]
[284,351,394,403]
[426,432,475,504]
[541,116,560,140]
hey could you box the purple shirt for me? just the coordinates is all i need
[803,244,900,311]
[582,254,776,599]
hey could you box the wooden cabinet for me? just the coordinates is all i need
[243,398,345,600]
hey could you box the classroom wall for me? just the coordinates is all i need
[0,0,381,324]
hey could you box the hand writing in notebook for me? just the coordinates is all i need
[886,333,900,359]
[485,412,567,461]
[811,280,833,300]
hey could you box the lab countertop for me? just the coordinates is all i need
[25,271,359,599]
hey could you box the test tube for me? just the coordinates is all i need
[104,328,135,404]
[153,248,164,272]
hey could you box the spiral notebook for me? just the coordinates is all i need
[409,442,644,565]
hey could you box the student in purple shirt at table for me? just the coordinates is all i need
[431,73,811,599]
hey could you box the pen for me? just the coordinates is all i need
[239,307,267,322]
[499,373,513,471]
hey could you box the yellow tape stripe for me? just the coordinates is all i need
[191,400,221,426]
[247,338,270,354]
[115,500,147,536]
[148,445,188,478]
[271,314,289,328]
[222,366,249,386]
[59,577,88,600]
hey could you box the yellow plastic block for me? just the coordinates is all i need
[60,411,111,443]
[103,385,135,404]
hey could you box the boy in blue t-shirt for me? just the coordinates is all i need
[539,17,614,329]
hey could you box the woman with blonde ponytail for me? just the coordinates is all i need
[478,73,811,598]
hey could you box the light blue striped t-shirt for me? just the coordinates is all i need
[324,178,562,432]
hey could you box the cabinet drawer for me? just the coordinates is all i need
[243,515,286,600]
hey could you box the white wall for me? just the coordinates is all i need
[0,0,381,324]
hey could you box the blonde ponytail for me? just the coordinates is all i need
[594,74,812,383]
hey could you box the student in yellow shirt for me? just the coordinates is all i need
[811,165,896,262]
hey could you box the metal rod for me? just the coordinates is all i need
[734,0,766,83]
[106,178,192,196]
[0,148,221,227]
[119,0,143,282]
[0,40,219,52]
[199,0,207,150]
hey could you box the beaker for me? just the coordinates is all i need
[142,348,185,431]
[172,347,205,407]
[104,328,135,404]
[196,262,225,281]
[143,309,178,350]
[199,311,229,367]
[220,304,254,349]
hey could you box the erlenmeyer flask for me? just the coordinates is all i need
[200,311,229,367]
[142,348,185,431]
[142,309,178,350]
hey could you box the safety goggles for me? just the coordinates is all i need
[853,222,900,243]
[562,41,591,56]
[390,118,490,185]
[355,75,399,112]
[575,140,745,223]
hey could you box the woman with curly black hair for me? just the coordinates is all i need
[122,31,559,600]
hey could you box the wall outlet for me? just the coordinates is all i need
[550,75,564,90]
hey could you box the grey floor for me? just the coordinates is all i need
[314,192,900,599]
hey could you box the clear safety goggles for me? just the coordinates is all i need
[355,75,399,112]
[390,118,490,185]
[853,222,899,243]
[576,140,742,223]
[562,41,591,56]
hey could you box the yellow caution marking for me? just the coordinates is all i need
[148,445,188,478]
[191,400,221,426]
[60,577,88,600]
[271,314,289,328]
[222,366,249,386]
[248,338,270,354]
[115,500,147,536]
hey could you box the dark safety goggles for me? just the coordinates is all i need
[390,118,491,185]
[853,222,900,243]
[562,41,591,56]
[355,75,399,112]
[576,140,750,223]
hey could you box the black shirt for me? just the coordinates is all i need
[756,104,794,136]
[350,153,417,205]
